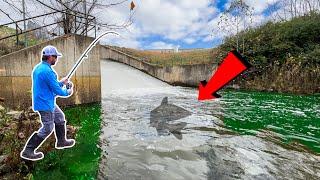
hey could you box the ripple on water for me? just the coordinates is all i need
[99,60,320,179]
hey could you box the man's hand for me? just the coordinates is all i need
[59,77,69,85]
[67,88,73,95]
[66,81,73,95]
[66,81,73,89]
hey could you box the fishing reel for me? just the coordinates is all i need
[66,82,73,89]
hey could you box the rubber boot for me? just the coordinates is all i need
[20,133,44,161]
[55,124,75,149]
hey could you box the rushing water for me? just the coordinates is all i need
[99,60,320,179]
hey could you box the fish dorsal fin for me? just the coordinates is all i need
[161,97,168,105]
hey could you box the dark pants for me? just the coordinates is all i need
[37,105,66,139]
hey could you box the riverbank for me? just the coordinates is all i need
[104,45,319,95]
[0,103,101,179]
[33,103,102,179]
[216,12,320,95]
[0,105,45,179]
[106,13,320,95]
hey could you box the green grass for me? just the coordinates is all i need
[32,103,102,179]
[0,26,42,56]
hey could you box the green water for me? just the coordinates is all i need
[32,90,320,179]
[33,103,102,179]
[221,90,320,153]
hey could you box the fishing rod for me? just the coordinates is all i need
[66,31,120,79]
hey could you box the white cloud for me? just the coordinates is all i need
[145,41,176,49]
[203,34,214,42]
[98,24,142,49]
[134,0,217,40]
[93,0,282,48]
[246,0,280,14]
[94,0,218,48]
[1,0,307,49]
[184,38,196,44]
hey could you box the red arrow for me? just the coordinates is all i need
[198,50,252,101]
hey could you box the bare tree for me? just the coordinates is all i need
[37,0,135,35]
[272,0,320,21]
[2,0,135,36]
[1,0,55,36]
[218,0,253,53]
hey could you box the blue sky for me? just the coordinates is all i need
[138,0,227,49]
[0,0,283,50]
[100,0,283,50]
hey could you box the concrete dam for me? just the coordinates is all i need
[0,34,216,109]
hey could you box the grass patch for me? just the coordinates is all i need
[0,26,43,56]
[111,46,219,66]
[32,103,102,179]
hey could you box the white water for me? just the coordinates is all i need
[99,60,320,180]
[101,60,170,96]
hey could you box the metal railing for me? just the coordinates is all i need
[0,9,97,46]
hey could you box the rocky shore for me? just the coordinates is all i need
[0,105,77,179]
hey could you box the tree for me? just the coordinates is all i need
[218,0,253,54]
[2,0,135,37]
[271,0,320,21]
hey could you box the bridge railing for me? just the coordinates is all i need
[0,9,96,56]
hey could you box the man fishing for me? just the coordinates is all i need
[20,45,75,161]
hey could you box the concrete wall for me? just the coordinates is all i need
[0,34,101,109]
[100,46,217,86]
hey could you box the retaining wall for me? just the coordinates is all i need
[0,34,101,109]
[100,46,217,87]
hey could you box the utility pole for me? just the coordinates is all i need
[22,0,27,47]
[83,0,87,36]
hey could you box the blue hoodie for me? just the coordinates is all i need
[32,61,69,112]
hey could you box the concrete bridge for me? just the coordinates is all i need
[0,34,216,109]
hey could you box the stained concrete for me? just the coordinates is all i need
[100,46,217,87]
[1,36,216,109]
[0,34,101,109]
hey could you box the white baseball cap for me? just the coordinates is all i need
[42,45,62,57]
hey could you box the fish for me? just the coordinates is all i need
[150,97,191,139]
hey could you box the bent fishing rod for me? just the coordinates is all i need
[66,31,120,79]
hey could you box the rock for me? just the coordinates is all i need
[28,112,38,120]
[9,122,17,130]
[67,125,78,135]
[27,106,33,113]
[3,123,10,127]
[18,132,25,139]
[0,154,8,164]
[268,88,274,92]
[6,111,23,120]
[0,133,4,142]
[26,107,37,119]
[0,164,10,174]
[0,105,5,111]
[232,84,240,90]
